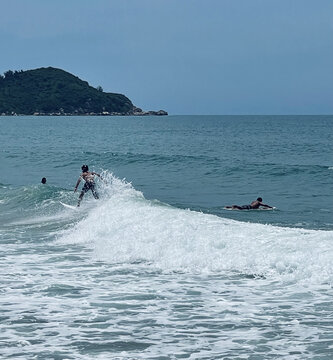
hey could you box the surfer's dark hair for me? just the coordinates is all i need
[81,165,88,172]
[257,197,262,202]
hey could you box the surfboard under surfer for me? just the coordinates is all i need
[74,165,102,207]
[225,197,273,210]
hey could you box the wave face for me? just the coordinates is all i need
[56,173,333,286]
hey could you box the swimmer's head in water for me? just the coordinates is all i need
[41,177,46,184]
[81,165,89,172]
[257,197,262,202]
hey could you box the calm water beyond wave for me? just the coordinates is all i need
[1,115,333,359]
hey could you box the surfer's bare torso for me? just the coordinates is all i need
[80,171,97,184]
[250,200,262,209]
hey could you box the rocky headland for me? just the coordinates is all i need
[0,67,167,116]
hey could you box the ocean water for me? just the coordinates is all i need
[1,115,333,359]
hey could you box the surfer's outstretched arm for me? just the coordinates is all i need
[74,177,81,192]
[92,172,107,183]
[92,172,102,180]
[260,202,273,208]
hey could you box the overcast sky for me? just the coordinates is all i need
[1,0,332,115]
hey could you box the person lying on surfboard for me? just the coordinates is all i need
[74,165,102,207]
[225,197,273,210]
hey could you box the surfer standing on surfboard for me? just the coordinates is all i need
[74,165,102,207]
[225,197,273,210]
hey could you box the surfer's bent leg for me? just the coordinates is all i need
[91,184,99,199]
[77,183,89,206]
[77,191,84,207]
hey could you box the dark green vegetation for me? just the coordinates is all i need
[0,67,134,115]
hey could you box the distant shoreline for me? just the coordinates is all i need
[0,110,168,117]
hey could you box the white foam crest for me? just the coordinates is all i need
[58,174,333,285]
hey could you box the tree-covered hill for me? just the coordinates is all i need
[0,67,134,115]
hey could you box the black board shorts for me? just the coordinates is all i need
[240,205,252,210]
[81,181,96,193]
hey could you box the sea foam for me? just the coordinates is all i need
[57,173,333,285]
